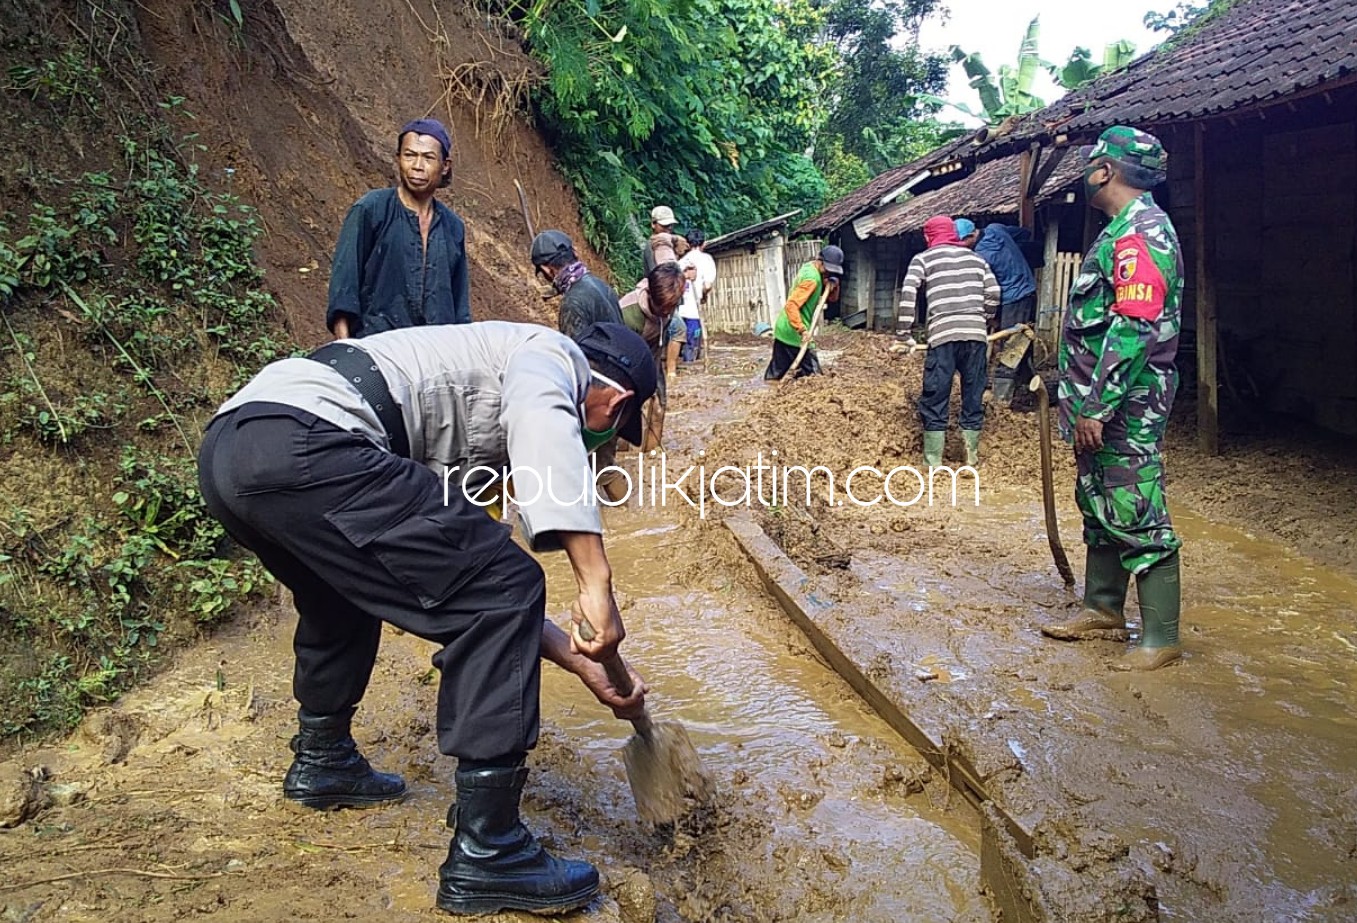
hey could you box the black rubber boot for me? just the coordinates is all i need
[282,707,407,809]
[436,766,599,916]
[1042,545,1131,640]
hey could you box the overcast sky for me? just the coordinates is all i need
[916,0,1167,123]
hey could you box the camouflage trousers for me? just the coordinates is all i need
[1074,445,1182,575]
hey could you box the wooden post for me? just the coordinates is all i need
[1018,143,1039,231]
[855,238,875,331]
[762,234,787,328]
[1194,122,1220,455]
[1039,217,1059,335]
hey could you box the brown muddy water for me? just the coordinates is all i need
[842,485,1357,920]
[537,510,987,921]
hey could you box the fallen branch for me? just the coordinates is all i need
[0,867,224,893]
[2,310,68,443]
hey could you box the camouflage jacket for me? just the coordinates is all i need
[1058,193,1183,453]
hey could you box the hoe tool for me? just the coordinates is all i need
[781,287,832,383]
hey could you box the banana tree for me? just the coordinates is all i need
[919,16,1047,124]
[1048,40,1137,89]
[920,17,1136,125]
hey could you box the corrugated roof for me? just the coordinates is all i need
[976,0,1357,157]
[705,209,801,254]
[869,146,1083,238]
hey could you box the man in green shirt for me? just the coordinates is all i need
[764,245,843,380]
[1041,126,1186,671]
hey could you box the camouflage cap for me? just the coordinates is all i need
[1086,125,1166,171]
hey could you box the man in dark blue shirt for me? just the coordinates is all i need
[327,118,471,338]
[959,219,1038,406]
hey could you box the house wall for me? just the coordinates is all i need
[1189,102,1357,435]
[707,239,787,333]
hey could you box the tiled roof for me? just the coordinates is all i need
[977,0,1357,157]
[794,133,977,237]
[868,145,1083,238]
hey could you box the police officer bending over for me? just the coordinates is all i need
[197,321,657,915]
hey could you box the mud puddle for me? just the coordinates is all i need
[839,487,1357,919]
[535,509,986,921]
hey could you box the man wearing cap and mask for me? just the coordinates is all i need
[327,118,471,339]
[529,229,623,341]
[530,230,628,500]
[197,320,657,914]
[1041,125,1185,672]
[764,244,844,381]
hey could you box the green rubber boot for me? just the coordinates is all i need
[1117,552,1183,671]
[923,431,945,468]
[961,429,981,467]
[1042,546,1130,640]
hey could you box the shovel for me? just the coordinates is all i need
[892,323,1033,356]
[781,287,832,383]
[1030,375,1076,587]
[576,613,712,825]
[996,323,1035,369]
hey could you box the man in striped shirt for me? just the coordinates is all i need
[898,215,1001,467]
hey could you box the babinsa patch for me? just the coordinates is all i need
[1116,247,1138,283]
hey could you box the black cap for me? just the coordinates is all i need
[575,322,657,446]
[819,244,845,276]
[530,229,575,267]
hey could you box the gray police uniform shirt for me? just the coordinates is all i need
[216,321,601,551]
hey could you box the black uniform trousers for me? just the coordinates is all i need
[197,402,545,761]
[763,339,820,381]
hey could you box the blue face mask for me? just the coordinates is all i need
[581,370,628,452]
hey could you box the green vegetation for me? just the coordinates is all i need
[1145,0,1242,42]
[0,44,285,739]
[489,0,950,278]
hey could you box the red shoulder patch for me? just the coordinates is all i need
[1110,234,1166,321]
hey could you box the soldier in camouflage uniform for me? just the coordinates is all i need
[1041,126,1185,671]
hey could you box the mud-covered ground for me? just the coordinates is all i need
[0,507,988,922]
[683,331,1357,920]
[5,329,1354,922]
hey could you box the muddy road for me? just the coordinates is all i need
[6,329,1356,922]
[0,514,987,918]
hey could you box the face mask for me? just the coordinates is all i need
[583,424,618,453]
[581,370,627,451]
[1083,163,1109,203]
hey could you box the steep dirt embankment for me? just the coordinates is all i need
[134,0,600,341]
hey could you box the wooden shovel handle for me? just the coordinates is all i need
[576,613,653,735]
[783,288,831,381]
[1031,376,1076,587]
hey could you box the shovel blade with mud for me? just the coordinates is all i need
[577,615,712,825]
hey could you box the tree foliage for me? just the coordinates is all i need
[502,0,829,279]
[495,0,955,275]
[1145,0,1241,41]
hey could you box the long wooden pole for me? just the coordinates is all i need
[1194,123,1220,455]
[781,287,832,382]
[1031,377,1075,587]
